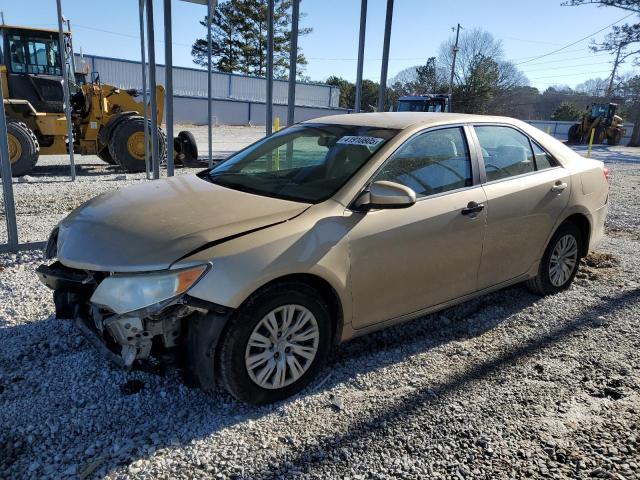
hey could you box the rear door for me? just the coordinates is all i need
[472,125,571,289]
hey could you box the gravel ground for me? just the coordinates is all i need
[0,137,639,479]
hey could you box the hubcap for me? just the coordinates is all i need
[549,234,578,287]
[8,134,21,164]
[126,131,147,160]
[245,304,319,390]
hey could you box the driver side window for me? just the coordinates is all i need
[474,126,535,181]
[374,127,472,198]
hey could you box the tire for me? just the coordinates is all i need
[4,119,40,177]
[108,116,167,173]
[526,222,583,296]
[567,124,580,143]
[175,130,199,166]
[607,129,622,146]
[97,148,117,165]
[594,126,606,144]
[217,282,333,404]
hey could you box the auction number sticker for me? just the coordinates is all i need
[336,136,385,147]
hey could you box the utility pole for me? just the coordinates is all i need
[377,0,394,112]
[606,41,624,97]
[355,0,367,113]
[448,23,461,113]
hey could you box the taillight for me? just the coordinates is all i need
[603,167,610,183]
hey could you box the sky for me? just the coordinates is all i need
[1,0,637,91]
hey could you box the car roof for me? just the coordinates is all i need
[303,112,518,130]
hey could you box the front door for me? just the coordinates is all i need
[473,125,571,289]
[347,126,487,329]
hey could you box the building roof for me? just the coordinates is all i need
[304,112,515,130]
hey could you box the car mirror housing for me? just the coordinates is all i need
[354,180,416,210]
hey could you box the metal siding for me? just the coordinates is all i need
[77,54,339,108]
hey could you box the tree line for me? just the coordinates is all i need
[192,0,640,145]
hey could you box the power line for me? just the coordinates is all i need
[514,12,635,66]
[517,52,613,67]
[521,60,613,73]
[527,69,612,80]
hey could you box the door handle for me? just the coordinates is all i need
[551,181,567,193]
[461,201,485,216]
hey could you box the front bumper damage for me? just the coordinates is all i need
[35,261,220,371]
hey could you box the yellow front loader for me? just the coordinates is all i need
[1,25,198,176]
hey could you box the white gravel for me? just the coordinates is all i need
[0,137,639,479]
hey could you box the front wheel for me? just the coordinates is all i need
[108,116,167,173]
[526,222,582,296]
[218,282,333,404]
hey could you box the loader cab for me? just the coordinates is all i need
[589,103,616,127]
[0,25,66,112]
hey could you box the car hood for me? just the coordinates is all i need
[56,175,309,272]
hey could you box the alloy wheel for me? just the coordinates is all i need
[549,234,578,287]
[244,304,320,390]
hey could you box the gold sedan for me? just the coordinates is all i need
[38,113,609,404]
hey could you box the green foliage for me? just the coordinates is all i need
[551,102,583,121]
[325,76,381,111]
[191,0,311,78]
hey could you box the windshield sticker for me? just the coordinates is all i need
[336,136,385,147]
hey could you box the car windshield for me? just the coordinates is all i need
[203,123,399,203]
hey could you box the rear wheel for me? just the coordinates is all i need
[175,130,199,166]
[594,126,606,144]
[607,128,622,146]
[526,222,582,296]
[218,282,333,404]
[567,124,580,143]
[4,119,39,177]
[108,116,166,173]
[97,148,117,165]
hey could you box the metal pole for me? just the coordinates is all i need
[0,79,19,250]
[56,0,76,181]
[355,0,367,113]
[65,19,77,81]
[207,0,213,167]
[286,0,299,126]
[164,0,174,176]
[377,0,393,113]
[139,0,150,179]
[146,0,160,180]
[448,23,461,113]
[266,0,274,135]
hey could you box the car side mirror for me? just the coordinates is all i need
[353,181,416,210]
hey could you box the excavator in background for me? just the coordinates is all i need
[567,103,626,146]
[1,24,198,177]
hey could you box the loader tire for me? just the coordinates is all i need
[607,129,622,146]
[175,130,199,166]
[594,126,606,144]
[567,124,580,143]
[108,116,167,173]
[97,148,117,165]
[4,119,40,177]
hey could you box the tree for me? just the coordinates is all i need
[575,77,608,97]
[564,0,640,145]
[436,28,529,114]
[325,76,382,111]
[551,102,583,121]
[191,0,311,78]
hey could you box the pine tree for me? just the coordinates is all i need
[191,0,311,78]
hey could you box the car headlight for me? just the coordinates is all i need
[91,264,209,315]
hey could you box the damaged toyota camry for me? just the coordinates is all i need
[37,113,609,404]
